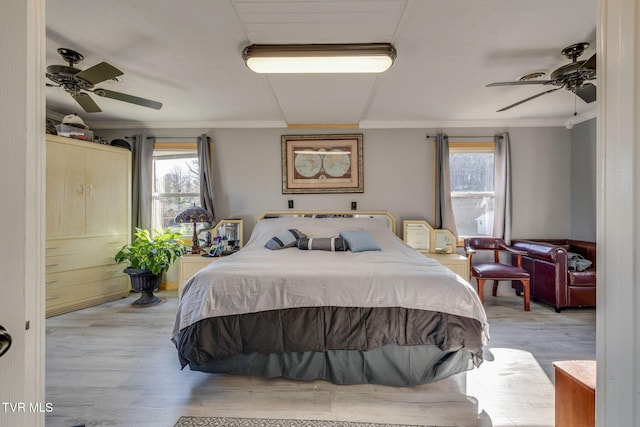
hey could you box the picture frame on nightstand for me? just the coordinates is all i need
[402,220,469,280]
[403,220,456,254]
[433,229,456,254]
[214,219,243,249]
[179,218,244,297]
[204,218,244,252]
[403,220,433,252]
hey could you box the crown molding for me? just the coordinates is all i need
[85,115,596,131]
[359,119,570,129]
[87,120,288,130]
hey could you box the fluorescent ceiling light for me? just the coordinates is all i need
[242,43,397,74]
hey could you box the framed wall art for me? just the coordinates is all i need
[281,134,363,194]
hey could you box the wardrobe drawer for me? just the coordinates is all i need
[47,250,122,272]
[45,282,89,308]
[45,268,95,290]
[44,254,77,273]
[46,235,128,257]
[95,264,126,281]
[91,277,130,296]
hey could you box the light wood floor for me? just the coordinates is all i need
[45,288,595,427]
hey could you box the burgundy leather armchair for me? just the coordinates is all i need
[464,237,531,311]
[509,239,596,312]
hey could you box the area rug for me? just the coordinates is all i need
[174,416,434,427]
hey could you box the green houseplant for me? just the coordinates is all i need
[115,228,187,306]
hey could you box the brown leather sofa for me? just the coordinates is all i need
[509,239,596,312]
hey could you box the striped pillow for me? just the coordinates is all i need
[297,236,349,252]
[264,229,306,250]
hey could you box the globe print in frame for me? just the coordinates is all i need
[323,149,351,177]
[282,134,363,194]
[294,152,322,177]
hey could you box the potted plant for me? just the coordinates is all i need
[115,228,187,306]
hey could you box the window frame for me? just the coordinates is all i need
[151,142,200,237]
[446,141,496,246]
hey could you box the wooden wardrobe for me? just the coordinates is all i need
[45,135,131,317]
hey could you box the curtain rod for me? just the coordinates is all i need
[426,135,503,139]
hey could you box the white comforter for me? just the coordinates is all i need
[173,216,489,344]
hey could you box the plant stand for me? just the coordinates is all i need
[124,268,164,307]
[131,289,164,307]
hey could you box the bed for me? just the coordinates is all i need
[172,211,489,386]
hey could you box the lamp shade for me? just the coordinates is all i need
[242,43,397,74]
[175,205,213,224]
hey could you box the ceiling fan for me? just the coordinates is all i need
[46,47,162,113]
[487,42,596,112]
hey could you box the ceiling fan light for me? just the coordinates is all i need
[518,70,549,81]
[242,43,396,74]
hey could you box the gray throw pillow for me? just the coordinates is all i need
[297,236,349,251]
[264,229,306,250]
[339,229,381,252]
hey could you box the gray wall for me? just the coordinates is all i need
[97,126,572,241]
[570,118,597,241]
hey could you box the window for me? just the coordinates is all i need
[448,142,495,238]
[152,143,200,237]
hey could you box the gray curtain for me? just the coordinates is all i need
[131,134,154,233]
[434,133,458,237]
[493,132,512,243]
[197,133,216,224]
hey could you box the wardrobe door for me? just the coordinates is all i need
[84,148,130,236]
[46,140,86,238]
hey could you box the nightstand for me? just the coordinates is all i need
[402,220,469,281]
[178,254,217,297]
[178,218,243,297]
[421,252,470,281]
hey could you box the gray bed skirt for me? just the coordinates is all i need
[186,343,475,386]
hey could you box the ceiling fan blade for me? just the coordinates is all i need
[75,62,123,85]
[575,83,597,103]
[71,92,101,113]
[486,80,553,87]
[580,53,596,70]
[497,87,562,112]
[92,88,162,110]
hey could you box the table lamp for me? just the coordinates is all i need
[175,205,213,254]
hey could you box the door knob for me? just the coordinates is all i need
[0,324,12,358]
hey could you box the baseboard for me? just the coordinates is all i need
[160,281,178,291]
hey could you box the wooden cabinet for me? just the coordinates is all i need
[178,255,217,297]
[422,252,470,281]
[45,135,131,317]
[46,138,130,237]
[178,219,244,297]
[402,220,469,280]
[553,360,596,427]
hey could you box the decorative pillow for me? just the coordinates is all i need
[339,229,381,252]
[264,229,306,250]
[297,236,349,251]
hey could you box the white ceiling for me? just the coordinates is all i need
[45,0,597,129]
